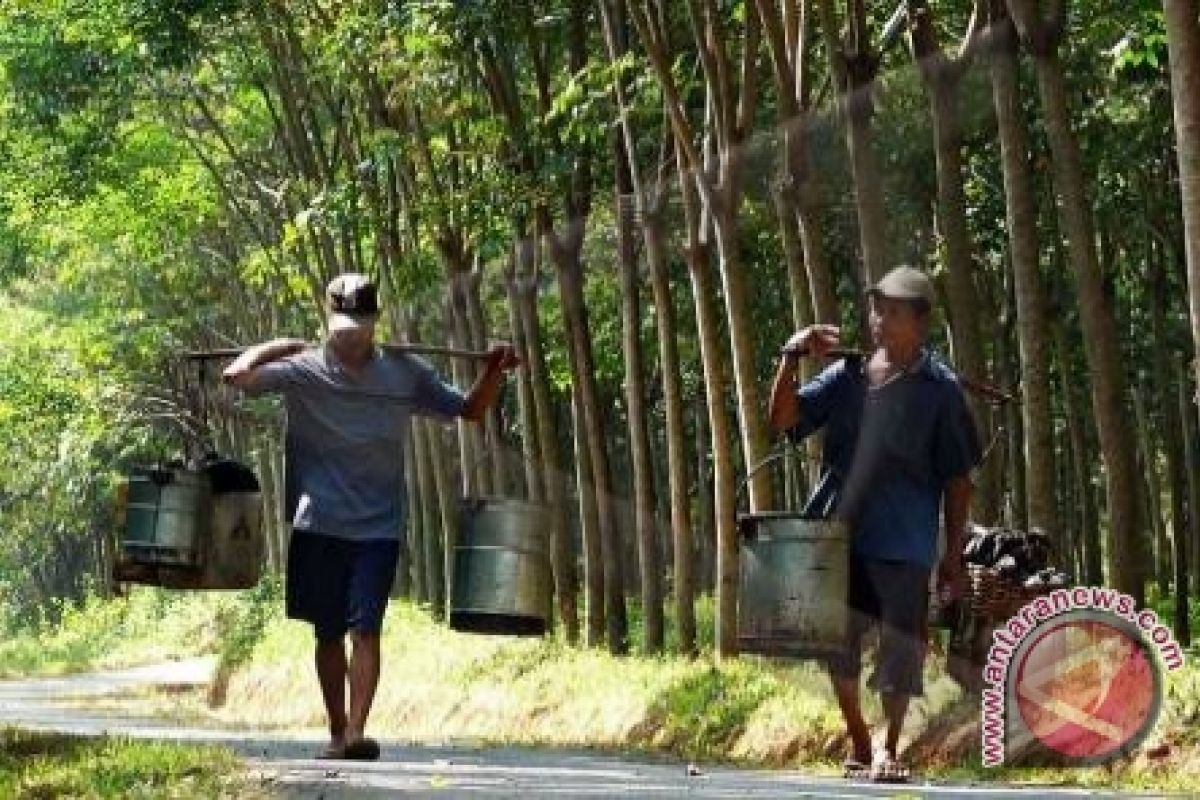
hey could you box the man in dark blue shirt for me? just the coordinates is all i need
[768,266,982,782]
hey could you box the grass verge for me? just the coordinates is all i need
[7,586,1200,792]
[0,727,263,799]
[0,588,236,679]
[191,597,1200,792]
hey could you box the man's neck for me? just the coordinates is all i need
[328,343,375,372]
[883,342,922,369]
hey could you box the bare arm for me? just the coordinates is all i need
[767,324,840,433]
[768,353,803,432]
[940,475,973,599]
[221,338,308,390]
[460,344,521,422]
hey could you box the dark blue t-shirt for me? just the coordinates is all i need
[789,350,982,568]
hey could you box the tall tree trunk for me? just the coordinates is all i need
[677,133,739,658]
[646,208,697,654]
[463,265,505,492]
[1008,0,1144,600]
[753,0,838,327]
[414,419,445,614]
[987,4,1058,541]
[505,256,542,503]
[995,275,1027,529]
[629,0,772,513]
[696,400,717,595]
[551,235,628,654]
[816,0,888,287]
[1056,321,1102,585]
[404,432,427,603]
[910,0,997,523]
[1133,389,1170,595]
[513,236,581,643]
[429,424,457,620]
[1177,358,1199,638]
[1163,0,1200,402]
[444,267,487,497]
[614,127,664,653]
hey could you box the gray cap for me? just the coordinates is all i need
[868,266,935,308]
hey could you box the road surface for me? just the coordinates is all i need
[0,658,1178,798]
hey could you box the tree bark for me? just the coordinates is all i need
[511,235,580,642]
[1008,0,1144,600]
[1163,0,1200,405]
[816,0,889,287]
[987,3,1058,542]
[613,124,664,653]
[910,0,997,523]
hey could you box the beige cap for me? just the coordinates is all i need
[868,266,935,308]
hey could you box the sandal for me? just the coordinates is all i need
[343,737,381,761]
[869,752,912,784]
[317,743,346,760]
[842,756,870,779]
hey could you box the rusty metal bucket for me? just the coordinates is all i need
[448,496,553,636]
[736,450,849,658]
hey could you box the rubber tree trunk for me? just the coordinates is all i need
[753,0,839,328]
[1163,0,1200,406]
[1009,0,1144,600]
[987,5,1058,542]
[1177,358,1199,638]
[816,0,889,288]
[1055,320,1103,585]
[614,129,664,653]
[1132,389,1170,596]
[644,208,697,655]
[677,134,740,659]
[404,432,427,603]
[910,0,998,523]
[513,236,581,643]
[550,236,628,654]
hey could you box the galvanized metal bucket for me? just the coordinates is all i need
[449,496,553,636]
[114,460,264,591]
[121,467,210,567]
[736,450,850,659]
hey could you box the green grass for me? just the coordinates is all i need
[0,588,239,678]
[0,727,261,799]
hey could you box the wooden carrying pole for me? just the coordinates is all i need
[185,343,493,362]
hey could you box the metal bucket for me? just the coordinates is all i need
[115,460,264,590]
[737,512,849,658]
[449,496,553,636]
[121,467,209,567]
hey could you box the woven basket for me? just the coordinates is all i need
[968,565,1049,621]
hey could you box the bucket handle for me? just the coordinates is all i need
[735,440,823,513]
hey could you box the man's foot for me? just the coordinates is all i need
[842,756,870,779]
[869,750,912,784]
[343,737,381,761]
[842,740,873,779]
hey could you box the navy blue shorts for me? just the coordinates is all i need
[285,530,400,642]
[826,555,931,697]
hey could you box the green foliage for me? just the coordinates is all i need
[0,588,228,678]
[212,575,282,679]
[651,662,775,757]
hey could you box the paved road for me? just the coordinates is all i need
[0,659,1178,799]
